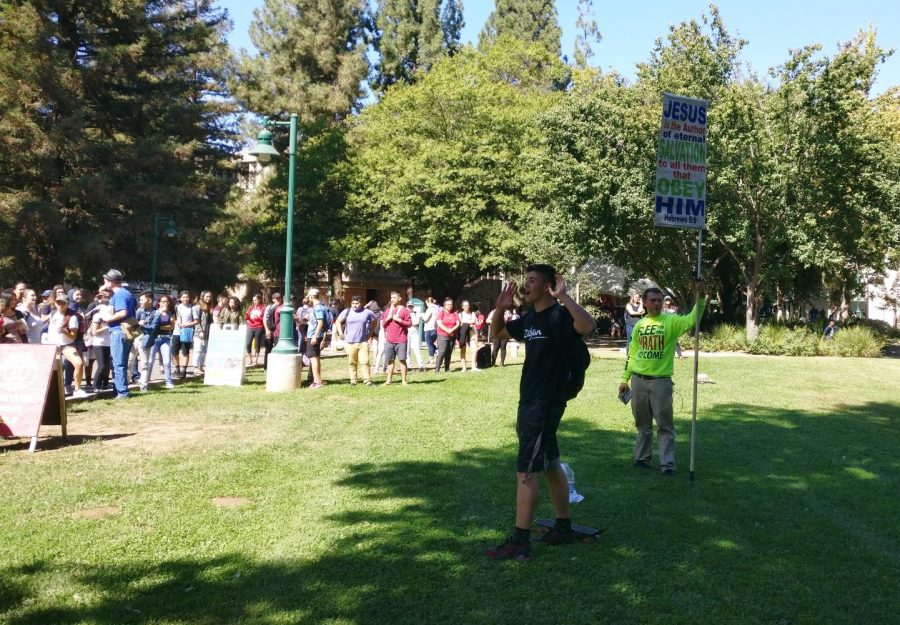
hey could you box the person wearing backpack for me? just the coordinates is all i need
[262,292,281,370]
[619,283,706,476]
[486,264,596,561]
[305,288,330,389]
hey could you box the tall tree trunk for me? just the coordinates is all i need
[329,263,344,303]
[745,278,761,340]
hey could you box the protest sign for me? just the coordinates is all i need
[0,344,67,452]
[204,324,247,387]
[655,93,708,229]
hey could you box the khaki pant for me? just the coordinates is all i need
[631,375,676,471]
[346,341,370,383]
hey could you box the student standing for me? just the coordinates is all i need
[405,301,425,371]
[624,292,645,352]
[335,295,377,385]
[245,294,266,365]
[173,290,199,377]
[151,295,177,389]
[486,264,597,560]
[101,269,137,400]
[433,298,459,373]
[305,289,329,389]
[48,294,88,398]
[195,291,214,374]
[136,291,160,392]
[90,289,113,390]
[381,291,412,385]
[421,296,439,366]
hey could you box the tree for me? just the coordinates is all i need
[0,0,240,290]
[479,0,562,58]
[373,0,464,93]
[230,0,371,129]
[541,9,745,308]
[574,0,601,68]
[710,30,898,336]
[343,37,568,295]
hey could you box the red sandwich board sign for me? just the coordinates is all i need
[0,344,67,452]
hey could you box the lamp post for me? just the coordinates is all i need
[150,214,177,298]
[250,114,303,391]
[250,113,299,352]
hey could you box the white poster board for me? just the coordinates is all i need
[654,93,708,229]
[204,325,247,387]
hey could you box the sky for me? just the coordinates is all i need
[217,0,899,95]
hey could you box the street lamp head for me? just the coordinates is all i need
[250,128,280,163]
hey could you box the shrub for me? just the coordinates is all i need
[820,325,885,358]
[700,324,747,352]
[697,321,885,357]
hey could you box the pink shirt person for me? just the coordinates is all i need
[381,304,412,344]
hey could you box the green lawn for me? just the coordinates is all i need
[1,352,898,625]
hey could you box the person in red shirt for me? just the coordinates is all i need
[381,291,412,385]
[433,297,460,372]
[245,293,266,366]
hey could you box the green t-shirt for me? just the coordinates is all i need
[622,298,706,382]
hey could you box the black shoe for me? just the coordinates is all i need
[485,535,533,561]
[662,468,676,476]
[633,461,652,470]
[539,526,579,546]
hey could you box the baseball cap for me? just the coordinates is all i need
[308,288,320,298]
[41,289,52,298]
[54,293,68,303]
[103,268,124,282]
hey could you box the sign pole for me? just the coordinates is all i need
[689,229,703,481]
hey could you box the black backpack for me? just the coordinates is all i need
[476,344,492,369]
[550,305,592,400]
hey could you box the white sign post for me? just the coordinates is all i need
[204,325,248,387]
[655,93,709,482]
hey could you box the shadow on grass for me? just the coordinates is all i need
[0,433,136,454]
[3,401,898,624]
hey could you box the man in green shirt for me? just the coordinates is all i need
[618,282,706,475]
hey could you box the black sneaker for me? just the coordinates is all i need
[633,460,652,470]
[539,526,579,546]
[662,468,676,476]
[485,536,533,561]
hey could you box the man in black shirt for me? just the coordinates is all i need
[486,264,597,560]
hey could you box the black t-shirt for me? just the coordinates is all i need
[506,303,576,403]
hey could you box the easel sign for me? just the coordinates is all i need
[0,344,67,452]
[204,324,248,387]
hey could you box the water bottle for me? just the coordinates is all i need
[561,462,585,504]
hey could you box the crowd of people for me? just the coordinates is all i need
[0,272,530,396]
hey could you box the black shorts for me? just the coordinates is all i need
[383,341,407,363]
[171,336,191,356]
[306,340,322,358]
[516,400,566,473]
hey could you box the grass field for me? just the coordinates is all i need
[1,352,898,625]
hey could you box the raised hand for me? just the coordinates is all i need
[549,274,567,299]
[496,282,517,310]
